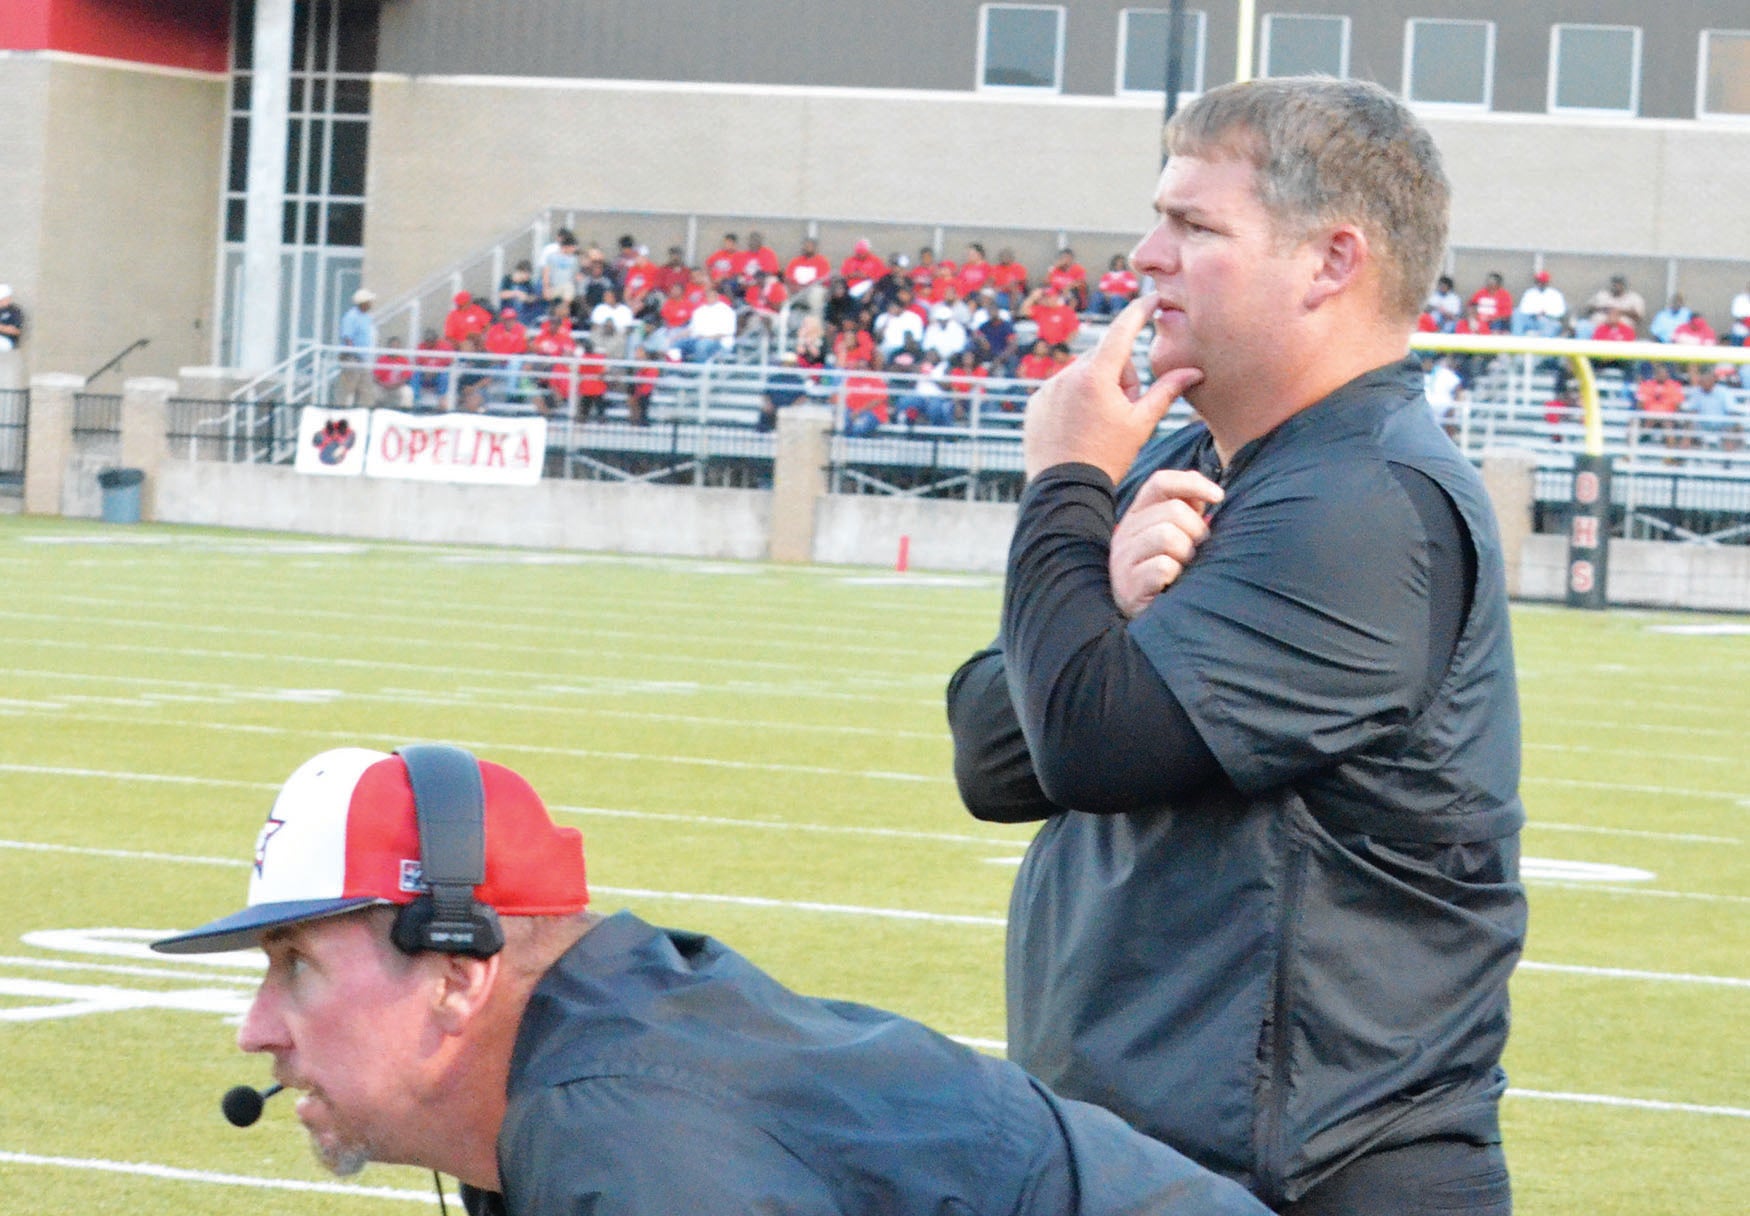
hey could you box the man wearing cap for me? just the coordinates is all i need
[154,747,1267,1216]
[1511,270,1567,338]
[335,288,377,407]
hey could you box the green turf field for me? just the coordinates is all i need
[0,512,1743,1214]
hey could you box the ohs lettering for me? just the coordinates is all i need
[377,424,533,469]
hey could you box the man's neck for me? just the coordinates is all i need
[1197,326,1410,463]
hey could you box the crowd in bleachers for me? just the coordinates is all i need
[390,228,1140,428]
[1416,267,1748,451]
[363,230,1748,449]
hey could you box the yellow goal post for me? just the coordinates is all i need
[1407,334,1750,456]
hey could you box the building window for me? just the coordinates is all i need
[219,0,377,365]
[1549,24,1641,115]
[1260,14,1349,79]
[1700,30,1750,118]
[1405,19,1493,109]
[1118,8,1208,99]
[978,4,1065,91]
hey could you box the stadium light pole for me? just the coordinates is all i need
[239,0,292,373]
[1160,0,1186,169]
[1236,0,1256,83]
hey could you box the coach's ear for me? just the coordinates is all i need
[428,951,501,1034]
[1302,223,1369,310]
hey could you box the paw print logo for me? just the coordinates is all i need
[313,417,356,465]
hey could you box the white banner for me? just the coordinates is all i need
[362,409,546,486]
[294,407,371,476]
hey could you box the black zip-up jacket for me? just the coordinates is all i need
[947,360,1527,1207]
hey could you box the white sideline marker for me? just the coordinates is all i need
[0,1150,434,1202]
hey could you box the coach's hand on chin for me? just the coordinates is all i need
[1022,292,1203,483]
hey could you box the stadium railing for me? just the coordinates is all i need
[197,341,1750,537]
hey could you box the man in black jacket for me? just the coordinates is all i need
[948,77,1525,1214]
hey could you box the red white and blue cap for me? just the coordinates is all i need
[152,747,588,955]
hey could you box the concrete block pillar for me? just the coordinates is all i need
[1480,448,1538,599]
[0,350,25,391]
[769,404,834,563]
[23,373,82,516]
[120,376,176,521]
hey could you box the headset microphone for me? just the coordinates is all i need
[221,1083,283,1128]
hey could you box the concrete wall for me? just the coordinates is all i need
[1522,534,1750,612]
[47,454,1750,613]
[0,54,226,385]
[153,459,773,560]
[363,75,1750,318]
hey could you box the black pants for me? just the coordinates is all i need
[1281,1138,1511,1216]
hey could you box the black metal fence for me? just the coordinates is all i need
[0,388,26,496]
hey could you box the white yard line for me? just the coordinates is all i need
[1505,1089,1750,1119]
[0,1151,433,1202]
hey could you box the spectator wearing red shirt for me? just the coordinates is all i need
[744,273,789,335]
[1635,362,1688,447]
[841,369,890,435]
[1091,254,1140,317]
[530,315,574,360]
[443,291,491,346]
[832,316,876,369]
[621,250,660,309]
[1591,309,1637,344]
[657,246,694,300]
[1591,307,1639,384]
[785,238,833,313]
[1672,313,1718,346]
[946,350,988,420]
[840,239,887,299]
[910,247,944,298]
[743,231,780,279]
[705,234,744,289]
[990,248,1029,308]
[1016,338,1058,384]
[372,337,415,408]
[413,328,457,405]
[1045,249,1089,311]
[483,309,528,357]
[957,243,993,300]
[1023,286,1080,347]
[626,346,661,427]
[1469,272,1513,333]
[575,341,611,419]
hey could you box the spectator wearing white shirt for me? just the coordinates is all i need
[874,297,924,357]
[922,305,969,362]
[589,288,636,356]
[680,287,737,362]
[1728,280,1750,342]
[1510,270,1567,338]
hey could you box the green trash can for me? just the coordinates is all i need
[97,467,144,524]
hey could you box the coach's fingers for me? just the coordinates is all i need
[1091,293,1162,376]
[1123,468,1225,519]
[1112,553,1186,619]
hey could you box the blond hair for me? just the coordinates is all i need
[1166,77,1450,322]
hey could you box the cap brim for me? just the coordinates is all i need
[151,897,390,955]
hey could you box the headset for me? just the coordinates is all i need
[389,743,505,959]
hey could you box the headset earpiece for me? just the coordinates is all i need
[390,744,504,959]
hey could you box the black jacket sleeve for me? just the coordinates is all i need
[946,465,1221,819]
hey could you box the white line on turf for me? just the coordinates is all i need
[0,1150,433,1202]
[1521,775,1746,802]
[0,763,279,792]
[550,804,1028,848]
[1504,1089,1750,1118]
[1529,880,1750,904]
[1526,822,1742,846]
[1517,961,1750,988]
[0,954,259,984]
[591,885,1007,927]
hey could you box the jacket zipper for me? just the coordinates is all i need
[1258,834,1308,1203]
